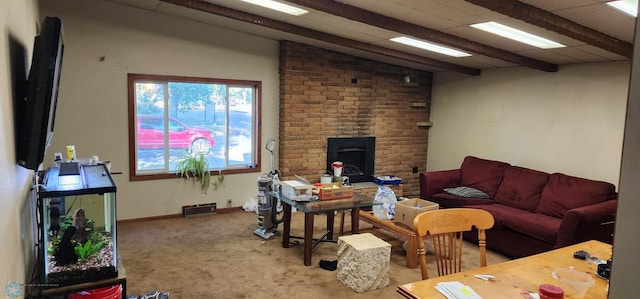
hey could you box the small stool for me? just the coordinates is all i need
[337,233,391,293]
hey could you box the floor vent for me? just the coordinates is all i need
[182,203,217,217]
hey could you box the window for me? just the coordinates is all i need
[128,74,261,181]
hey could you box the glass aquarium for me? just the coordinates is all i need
[38,163,117,287]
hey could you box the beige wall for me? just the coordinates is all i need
[39,0,280,220]
[1,0,39,290]
[428,62,629,186]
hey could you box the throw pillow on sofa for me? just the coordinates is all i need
[444,186,490,198]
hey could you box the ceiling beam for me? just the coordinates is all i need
[159,0,480,75]
[285,0,558,72]
[465,0,633,58]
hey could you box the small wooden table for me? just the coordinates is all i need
[358,210,418,269]
[278,193,379,266]
[398,240,611,299]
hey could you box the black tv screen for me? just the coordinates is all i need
[16,17,64,170]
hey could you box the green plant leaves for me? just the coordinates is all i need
[212,170,225,191]
[74,239,106,262]
[175,152,224,193]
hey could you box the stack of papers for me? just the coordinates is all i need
[435,281,482,299]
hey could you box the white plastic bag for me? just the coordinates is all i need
[242,197,259,213]
[372,185,396,220]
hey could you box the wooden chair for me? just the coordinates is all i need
[413,208,495,280]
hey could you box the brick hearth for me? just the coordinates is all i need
[278,41,432,197]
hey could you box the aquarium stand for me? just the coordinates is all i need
[28,256,127,298]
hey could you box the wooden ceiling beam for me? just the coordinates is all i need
[465,0,633,58]
[160,0,480,75]
[285,0,558,72]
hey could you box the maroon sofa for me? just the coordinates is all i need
[419,156,617,258]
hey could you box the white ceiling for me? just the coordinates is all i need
[108,0,636,74]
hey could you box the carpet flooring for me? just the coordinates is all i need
[118,209,510,298]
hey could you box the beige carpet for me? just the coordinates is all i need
[118,210,509,298]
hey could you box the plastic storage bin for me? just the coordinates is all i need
[69,284,122,299]
[552,267,594,298]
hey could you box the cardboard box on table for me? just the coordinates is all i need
[281,180,313,201]
[394,198,439,228]
[319,182,354,201]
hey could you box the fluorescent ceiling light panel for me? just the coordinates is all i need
[607,0,638,17]
[240,0,309,16]
[471,21,565,49]
[390,37,472,57]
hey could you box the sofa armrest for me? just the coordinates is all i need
[419,169,461,200]
[556,199,617,248]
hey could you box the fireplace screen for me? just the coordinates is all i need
[327,137,375,183]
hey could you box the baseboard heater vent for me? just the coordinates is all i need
[182,203,217,217]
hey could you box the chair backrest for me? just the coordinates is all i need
[413,208,495,280]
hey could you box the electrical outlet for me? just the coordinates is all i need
[227,199,233,207]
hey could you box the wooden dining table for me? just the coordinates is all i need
[398,240,611,299]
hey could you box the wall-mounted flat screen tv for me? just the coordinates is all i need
[16,17,64,170]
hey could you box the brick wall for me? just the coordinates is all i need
[278,41,432,197]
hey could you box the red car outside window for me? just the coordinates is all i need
[136,115,215,153]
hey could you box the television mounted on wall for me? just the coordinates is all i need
[16,17,64,170]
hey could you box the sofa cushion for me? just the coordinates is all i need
[444,186,490,198]
[462,204,531,230]
[502,212,561,244]
[494,166,549,212]
[430,193,494,208]
[536,173,616,218]
[460,156,510,198]
[466,204,560,245]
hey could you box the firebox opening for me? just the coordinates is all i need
[327,137,375,183]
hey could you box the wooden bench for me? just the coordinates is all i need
[340,210,418,269]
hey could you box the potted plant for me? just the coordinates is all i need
[175,151,224,194]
